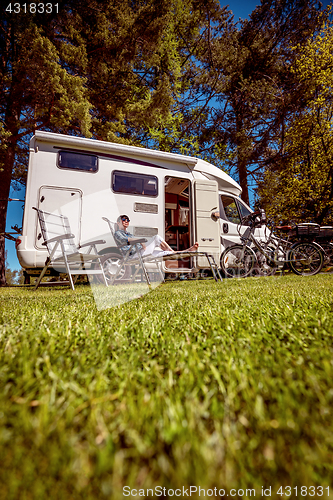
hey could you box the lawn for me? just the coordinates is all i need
[0,274,333,499]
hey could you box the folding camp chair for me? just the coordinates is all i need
[33,207,108,290]
[102,217,223,284]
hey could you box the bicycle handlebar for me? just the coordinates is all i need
[242,209,267,226]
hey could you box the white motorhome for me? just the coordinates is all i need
[16,131,261,281]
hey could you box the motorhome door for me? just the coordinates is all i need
[35,186,82,249]
[219,194,251,247]
[193,179,220,267]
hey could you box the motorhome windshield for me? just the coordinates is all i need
[220,195,251,224]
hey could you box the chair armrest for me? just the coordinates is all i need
[78,239,106,248]
[42,233,75,245]
[128,238,147,244]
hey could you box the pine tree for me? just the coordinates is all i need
[0,8,91,285]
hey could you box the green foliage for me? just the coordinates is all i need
[258,17,333,224]
[76,0,231,159]
[0,275,333,498]
[4,267,23,286]
[196,0,324,204]
[4,252,24,285]
[0,12,92,180]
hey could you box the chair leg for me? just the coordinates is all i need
[97,255,108,286]
[61,242,75,290]
[34,258,51,290]
[66,268,75,290]
[109,260,126,285]
[137,252,151,287]
[35,241,60,290]
[155,259,165,282]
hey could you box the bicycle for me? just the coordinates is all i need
[220,210,324,278]
[314,226,333,268]
[276,223,333,270]
[319,241,333,268]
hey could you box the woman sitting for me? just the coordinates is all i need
[114,215,199,258]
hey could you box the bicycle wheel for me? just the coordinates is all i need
[220,245,256,278]
[318,242,333,268]
[288,242,324,276]
[254,249,277,276]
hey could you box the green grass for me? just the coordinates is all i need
[1,275,333,499]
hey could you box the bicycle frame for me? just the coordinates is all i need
[242,225,320,266]
[221,211,324,278]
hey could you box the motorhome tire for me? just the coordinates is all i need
[96,252,131,284]
[165,272,179,280]
[23,271,30,285]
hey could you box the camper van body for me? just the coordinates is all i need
[16,131,264,276]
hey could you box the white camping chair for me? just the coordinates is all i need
[102,217,165,286]
[33,207,108,290]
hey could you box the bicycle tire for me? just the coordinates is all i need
[318,242,333,268]
[288,241,324,276]
[254,249,278,276]
[220,244,256,278]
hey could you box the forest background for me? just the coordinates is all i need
[1,0,332,285]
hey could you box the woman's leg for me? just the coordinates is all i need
[141,234,198,257]
[183,242,199,252]
[141,235,173,257]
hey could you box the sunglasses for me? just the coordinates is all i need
[121,218,130,222]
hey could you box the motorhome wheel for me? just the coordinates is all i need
[97,253,131,284]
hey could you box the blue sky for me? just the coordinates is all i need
[225,0,331,19]
[5,0,332,270]
[225,0,260,21]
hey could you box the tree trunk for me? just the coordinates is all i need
[0,93,20,286]
[234,106,250,206]
[238,157,249,206]
[0,140,16,286]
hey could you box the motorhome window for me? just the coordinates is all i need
[221,195,241,224]
[112,171,158,197]
[236,200,251,223]
[58,151,98,172]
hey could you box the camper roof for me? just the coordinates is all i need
[32,131,198,168]
[31,131,241,195]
